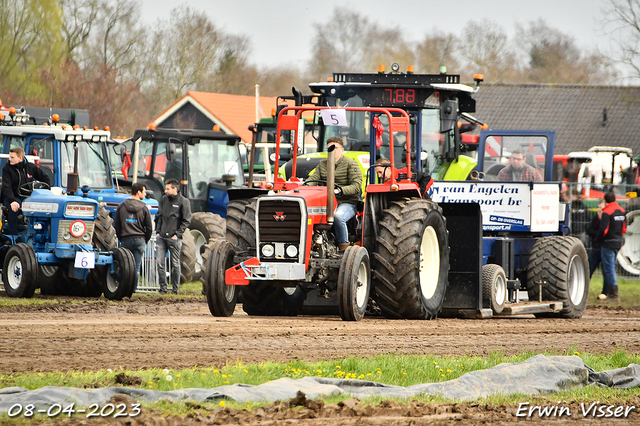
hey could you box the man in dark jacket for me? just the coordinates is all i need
[1,147,51,234]
[155,178,191,294]
[596,192,627,301]
[114,183,153,292]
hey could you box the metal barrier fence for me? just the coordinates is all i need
[564,182,639,279]
[135,235,173,293]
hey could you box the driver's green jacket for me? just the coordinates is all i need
[308,156,362,205]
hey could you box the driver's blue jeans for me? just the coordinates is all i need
[333,203,357,244]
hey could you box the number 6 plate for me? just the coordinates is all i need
[74,252,95,269]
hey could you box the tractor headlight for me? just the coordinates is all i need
[82,233,91,242]
[285,244,298,258]
[261,244,275,258]
[62,232,71,240]
[33,223,43,231]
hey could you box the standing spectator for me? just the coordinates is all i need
[586,199,604,287]
[596,192,627,301]
[1,147,51,235]
[156,179,192,294]
[114,183,153,293]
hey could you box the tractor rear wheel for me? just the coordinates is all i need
[93,204,117,251]
[189,212,225,281]
[3,243,38,298]
[526,236,589,318]
[482,264,507,314]
[102,247,136,300]
[372,198,449,319]
[337,245,371,321]
[179,231,197,284]
[204,240,237,317]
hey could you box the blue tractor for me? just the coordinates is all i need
[2,188,136,299]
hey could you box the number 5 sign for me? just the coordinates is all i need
[320,109,347,126]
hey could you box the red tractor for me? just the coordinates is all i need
[203,106,450,321]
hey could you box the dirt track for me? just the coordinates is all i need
[1,297,639,425]
[1,298,639,373]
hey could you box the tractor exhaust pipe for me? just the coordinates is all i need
[326,144,336,225]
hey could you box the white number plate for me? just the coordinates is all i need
[74,252,95,269]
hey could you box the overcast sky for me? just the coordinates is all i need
[139,0,610,71]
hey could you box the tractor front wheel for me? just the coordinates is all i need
[337,246,371,321]
[204,240,237,317]
[3,243,38,298]
[102,247,136,300]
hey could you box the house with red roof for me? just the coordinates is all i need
[152,91,284,145]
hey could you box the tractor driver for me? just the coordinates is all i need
[497,148,542,182]
[375,158,392,182]
[308,136,362,251]
[1,147,52,234]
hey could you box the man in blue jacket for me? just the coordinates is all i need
[596,192,627,301]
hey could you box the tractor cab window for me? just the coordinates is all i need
[28,136,55,184]
[0,135,26,170]
[187,139,243,199]
[60,141,111,189]
[420,108,452,178]
[151,141,183,186]
[482,135,548,181]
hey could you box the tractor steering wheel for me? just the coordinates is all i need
[302,180,343,193]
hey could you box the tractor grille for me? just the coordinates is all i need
[258,199,302,243]
[57,220,95,244]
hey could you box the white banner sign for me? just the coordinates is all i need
[429,182,531,231]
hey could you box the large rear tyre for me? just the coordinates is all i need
[189,212,225,281]
[226,199,250,246]
[2,243,38,298]
[180,231,197,284]
[102,247,136,300]
[482,264,507,314]
[93,204,117,251]
[204,240,237,317]
[527,236,589,318]
[337,246,371,321]
[372,198,449,319]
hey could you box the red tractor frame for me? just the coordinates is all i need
[204,106,450,321]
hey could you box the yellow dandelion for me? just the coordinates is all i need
[367,373,372,376]
[222,374,227,378]
[433,361,438,365]
[148,381,153,384]
[202,373,206,376]
[224,380,229,384]
[447,369,452,373]
[214,369,219,374]
[285,369,289,373]
[377,371,382,374]
[574,351,580,355]
[174,383,177,386]
[219,401,226,407]
[317,369,322,374]
[358,374,364,379]
[402,372,407,375]
[244,369,248,373]
[228,374,233,377]
[336,365,341,369]
[441,374,445,377]
[176,374,181,378]
[439,369,443,372]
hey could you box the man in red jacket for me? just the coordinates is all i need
[596,192,627,301]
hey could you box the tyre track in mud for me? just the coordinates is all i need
[0,299,638,374]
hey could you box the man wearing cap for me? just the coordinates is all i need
[308,136,362,251]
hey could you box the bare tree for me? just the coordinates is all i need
[602,0,640,81]
[415,30,460,74]
[458,20,520,83]
[516,19,612,84]
[60,0,99,59]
